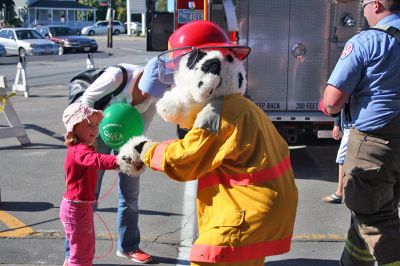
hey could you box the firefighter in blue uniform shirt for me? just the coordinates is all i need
[319,0,400,265]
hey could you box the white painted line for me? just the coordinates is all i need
[176,180,198,266]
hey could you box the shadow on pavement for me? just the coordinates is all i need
[98,208,182,217]
[94,255,180,265]
[0,142,65,150]
[28,94,67,98]
[0,201,54,212]
[0,52,110,65]
[266,258,339,265]
[25,123,65,142]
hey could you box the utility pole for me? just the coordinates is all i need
[107,0,113,48]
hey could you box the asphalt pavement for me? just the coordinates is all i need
[0,35,357,266]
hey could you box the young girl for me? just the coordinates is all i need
[60,103,119,266]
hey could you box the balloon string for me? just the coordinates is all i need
[94,211,114,259]
[94,175,118,260]
[98,174,118,200]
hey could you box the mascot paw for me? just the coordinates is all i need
[117,136,151,177]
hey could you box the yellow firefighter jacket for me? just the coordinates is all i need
[142,94,298,263]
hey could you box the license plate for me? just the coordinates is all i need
[178,9,204,24]
[84,47,90,52]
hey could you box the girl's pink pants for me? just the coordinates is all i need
[60,199,95,266]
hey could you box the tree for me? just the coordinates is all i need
[78,0,107,21]
[77,0,132,22]
[115,0,126,22]
[155,0,167,12]
[0,0,16,22]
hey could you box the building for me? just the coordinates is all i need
[14,0,96,29]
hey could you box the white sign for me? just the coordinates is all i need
[130,0,146,13]
[106,8,115,20]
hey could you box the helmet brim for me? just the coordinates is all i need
[195,43,251,60]
[157,45,251,85]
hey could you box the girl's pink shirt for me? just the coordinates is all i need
[64,143,117,201]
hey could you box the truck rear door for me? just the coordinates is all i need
[237,0,363,115]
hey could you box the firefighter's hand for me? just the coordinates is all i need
[117,136,151,177]
[332,125,342,140]
[319,99,341,117]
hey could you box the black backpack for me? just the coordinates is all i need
[68,65,128,110]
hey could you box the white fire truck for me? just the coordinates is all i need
[147,0,365,142]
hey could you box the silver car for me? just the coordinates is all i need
[0,28,59,56]
[81,21,125,36]
[0,43,6,57]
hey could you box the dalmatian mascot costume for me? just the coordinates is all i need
[119,21,298,266]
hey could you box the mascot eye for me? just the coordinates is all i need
[225,54,234,63]
[187,50,207,70]
[201,59,221,75]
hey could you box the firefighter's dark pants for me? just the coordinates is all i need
[340,116,400,266]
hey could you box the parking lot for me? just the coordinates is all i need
[1,34,352,266]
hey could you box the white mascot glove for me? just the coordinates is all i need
[117,136,151,177]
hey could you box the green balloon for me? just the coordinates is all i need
[99,103,144,150]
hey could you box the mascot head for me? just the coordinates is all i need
[156,21,251,129]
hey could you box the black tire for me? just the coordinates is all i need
[88,30,95,36]
[18,47,27,56]
[113,29,120,35]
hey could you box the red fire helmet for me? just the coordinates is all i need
[168,20,251,60]
[157,21,251,85]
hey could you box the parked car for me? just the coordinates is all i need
[0,28,59,56]
[36,26,98,55]
[81,21,125,36]
[0,43,6,57]
[124,22,142,35]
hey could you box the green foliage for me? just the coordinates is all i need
[0,0,15,10]
[155,0,168,12]
[77,0,133,22]
[78,0,98,7]
[6,17,21,27]
[0,0,16,21]
[114,0,126,22]
[116,7,126,22]
[78,0,106,21]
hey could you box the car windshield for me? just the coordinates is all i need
[16,30,43,40]
[49,27,75,36]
